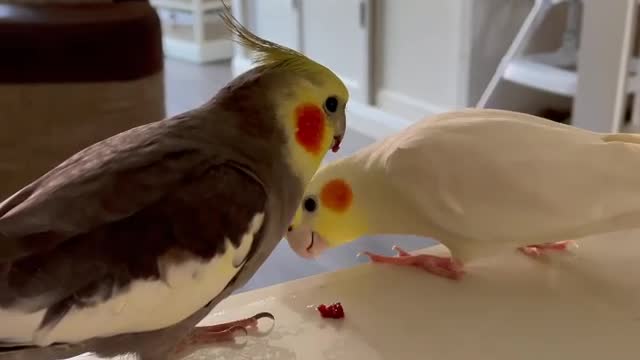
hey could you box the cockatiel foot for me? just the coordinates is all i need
[358,245,464,280]
[518,240,577,257]
[171,312,274,358]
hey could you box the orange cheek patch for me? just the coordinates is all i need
[294,103,325,154]
[320,179,353,212]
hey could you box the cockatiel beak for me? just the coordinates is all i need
[331,113,346,152]
[331,135,343,153]
[286,224,329,259]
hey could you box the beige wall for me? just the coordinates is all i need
[372,0,572,120]
[373,0,466,117]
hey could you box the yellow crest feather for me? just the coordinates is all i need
[219,1,324,74]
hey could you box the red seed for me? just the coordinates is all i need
[317,302,345,319]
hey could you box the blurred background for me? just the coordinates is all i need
[1,0,638,292]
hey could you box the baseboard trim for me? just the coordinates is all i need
[163,38,233,64]
[376,89,449,122]
[346,101,414,139]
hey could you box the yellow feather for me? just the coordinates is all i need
[219,1,349,186]
[279,85,336,184]
[219,1,326,75]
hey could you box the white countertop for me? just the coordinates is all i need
[76,230,640,359]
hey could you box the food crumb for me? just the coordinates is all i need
[317,302,345,319]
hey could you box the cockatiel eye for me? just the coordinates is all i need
[324,96,338,113]
[303,196,318,212]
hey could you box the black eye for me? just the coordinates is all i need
[303,197,317,212]
[324,96,338,113]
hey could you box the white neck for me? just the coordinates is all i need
[360,177,434,238]
[337,151,438,239]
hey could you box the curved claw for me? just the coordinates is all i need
[392,245,411,257]
[226,325,249,346]
[170,313,276,358]
[519,240,577,258]
[252,311,275,321]
[227,325,249,335]
[249,311,276,336]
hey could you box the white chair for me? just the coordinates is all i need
[478,0,640,128]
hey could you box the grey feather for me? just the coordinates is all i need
[0,66,307,360]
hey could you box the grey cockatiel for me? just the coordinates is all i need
[286,108,640,280]
[0,8,349,360]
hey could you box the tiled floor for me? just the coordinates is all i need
[163,58,435,292]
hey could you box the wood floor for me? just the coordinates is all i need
[164,58,436,292]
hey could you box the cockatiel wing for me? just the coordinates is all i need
[383,109,640,250]
[0,120,214,261]
[0,118,268,347]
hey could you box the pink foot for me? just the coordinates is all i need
[171,312,274,357]
[518,240,576,257]
[359,245,465,280]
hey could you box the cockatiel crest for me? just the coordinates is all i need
[220,5,349,183]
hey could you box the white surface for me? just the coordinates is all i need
[151,231,640,359]
[572,0,638,132]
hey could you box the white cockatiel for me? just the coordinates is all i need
[286,108,640,279]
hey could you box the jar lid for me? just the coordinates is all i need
[0,1,164,83]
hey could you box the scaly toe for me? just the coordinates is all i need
[392,245,412,257]
[519,246,542,257]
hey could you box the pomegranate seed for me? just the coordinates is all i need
[317,302,345,319]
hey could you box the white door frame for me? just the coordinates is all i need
[298,0,373,105]
[230,0,302,74]
[359,0,374,105]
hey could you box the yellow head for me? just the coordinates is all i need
[220,4,349,182]
[285,157,370,258]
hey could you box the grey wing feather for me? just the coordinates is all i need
[0,161,267,348]
[0,108,277,356]
[0,120,217,262]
